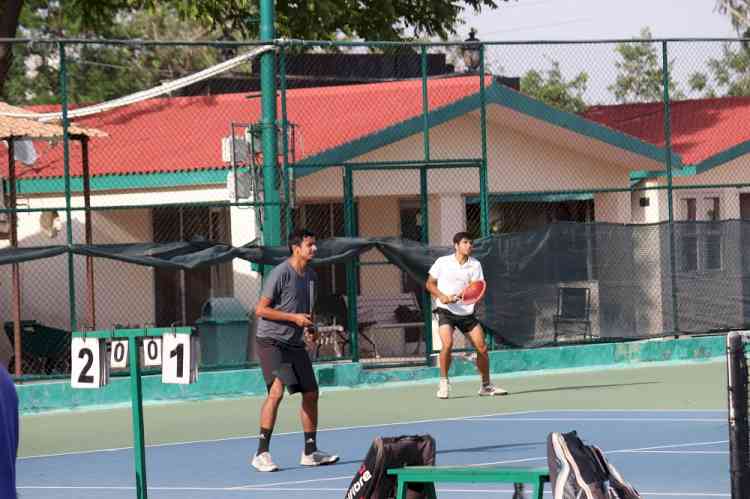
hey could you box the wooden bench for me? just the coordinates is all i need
[387,465,550,499]
[356,293,425,358]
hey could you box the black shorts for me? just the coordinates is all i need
[256,337,318,395]
[434,308,480,335]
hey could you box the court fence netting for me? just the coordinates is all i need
[727,331,750,499]
[5,37,750,378]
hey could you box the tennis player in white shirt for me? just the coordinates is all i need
[425,231,508,399]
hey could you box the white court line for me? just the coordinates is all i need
[235,489,730,497]
[20,408,725,460]
[16,485,730,496]
[228,475,353,490]
[19,409,730,494]
[635,450,726,454]
[454,439,729,467]
[226,439,729,490]
[475,417,724,422]
[19,409,546,460]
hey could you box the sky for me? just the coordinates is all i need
[454,0,742,104]
[460,0,735,41]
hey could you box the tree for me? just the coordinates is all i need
[682,2,750,98]
[0,0,509,96]
[608,27,684,103]
[520,59,589,113]
[687,43,750,97]
[2,2,225,104]
[715,0,750,35]
[0,0,23,95]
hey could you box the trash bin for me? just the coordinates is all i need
[195,297,253,367]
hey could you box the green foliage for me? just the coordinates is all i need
[2,3,223,104]
[520,59,589,113]
[688,43,750,97]
[608,27,684,103]
[2,0,508,103]
[45,0,504,41]
[715,0,750,35]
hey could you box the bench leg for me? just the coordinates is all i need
[395,479,408,499]
[533,476,545,499]
[425,482,437,499]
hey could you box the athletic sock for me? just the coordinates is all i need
[257,427,273,455]
[304,431,317,455]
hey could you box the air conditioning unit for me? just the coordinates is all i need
[226,170,253,202]
[221,136,249,164]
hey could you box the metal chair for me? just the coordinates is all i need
[552,287,591,342]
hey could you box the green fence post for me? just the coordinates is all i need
[662,40,679,336]
[128,334,148,499]
[260,0,281,254]
[420,46,433,364]
[478,43,494,350]
[279,46,292,242]
[59,41,78,332]
[343,166,359,362]
[479,43,489,239]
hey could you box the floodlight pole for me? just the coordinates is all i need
[260,0,281,251]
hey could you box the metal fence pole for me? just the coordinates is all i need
[343,165,359,362]
[59,41,78,332]
[662,40,679,336]
[420,46,433,364]
[260,0,281,252]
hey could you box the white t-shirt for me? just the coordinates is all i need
[428,254,484,316]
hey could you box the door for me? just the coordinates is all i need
[153,206,232,326]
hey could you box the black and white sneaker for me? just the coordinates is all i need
[300,449,339,466]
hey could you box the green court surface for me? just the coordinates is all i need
[20,359,725,458]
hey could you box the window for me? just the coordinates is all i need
[703,197,722,271]
[679,196,722,272]
[152,206,233,325]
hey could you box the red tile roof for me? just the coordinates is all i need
[583,96,750,166]
[1,76,486,180]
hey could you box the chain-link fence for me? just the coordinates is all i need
[3,37,750,377]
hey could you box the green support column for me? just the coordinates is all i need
[478,44,489,238]
[260,0,281,250]
[128,336,148,499]
[478,43,494,350]
[662,41,679,336]
[420,46,433,364]
[72,327,192,499]
[343,166,359,362]
[279,47,292,242]
[59,42,77,331]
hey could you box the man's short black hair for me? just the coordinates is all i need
[288,228,316,253]
[452,231,473,245]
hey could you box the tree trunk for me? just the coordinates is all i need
[0,0,25,96]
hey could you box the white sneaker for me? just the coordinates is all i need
[251,451,279,472]
[478,383,508,396]
[436,379,450,399]
[300,449,340,466]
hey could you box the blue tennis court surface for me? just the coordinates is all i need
[19,409,729,498]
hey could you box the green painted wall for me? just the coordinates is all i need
[17,335,726,414]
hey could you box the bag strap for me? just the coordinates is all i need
[591,445,641,499]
